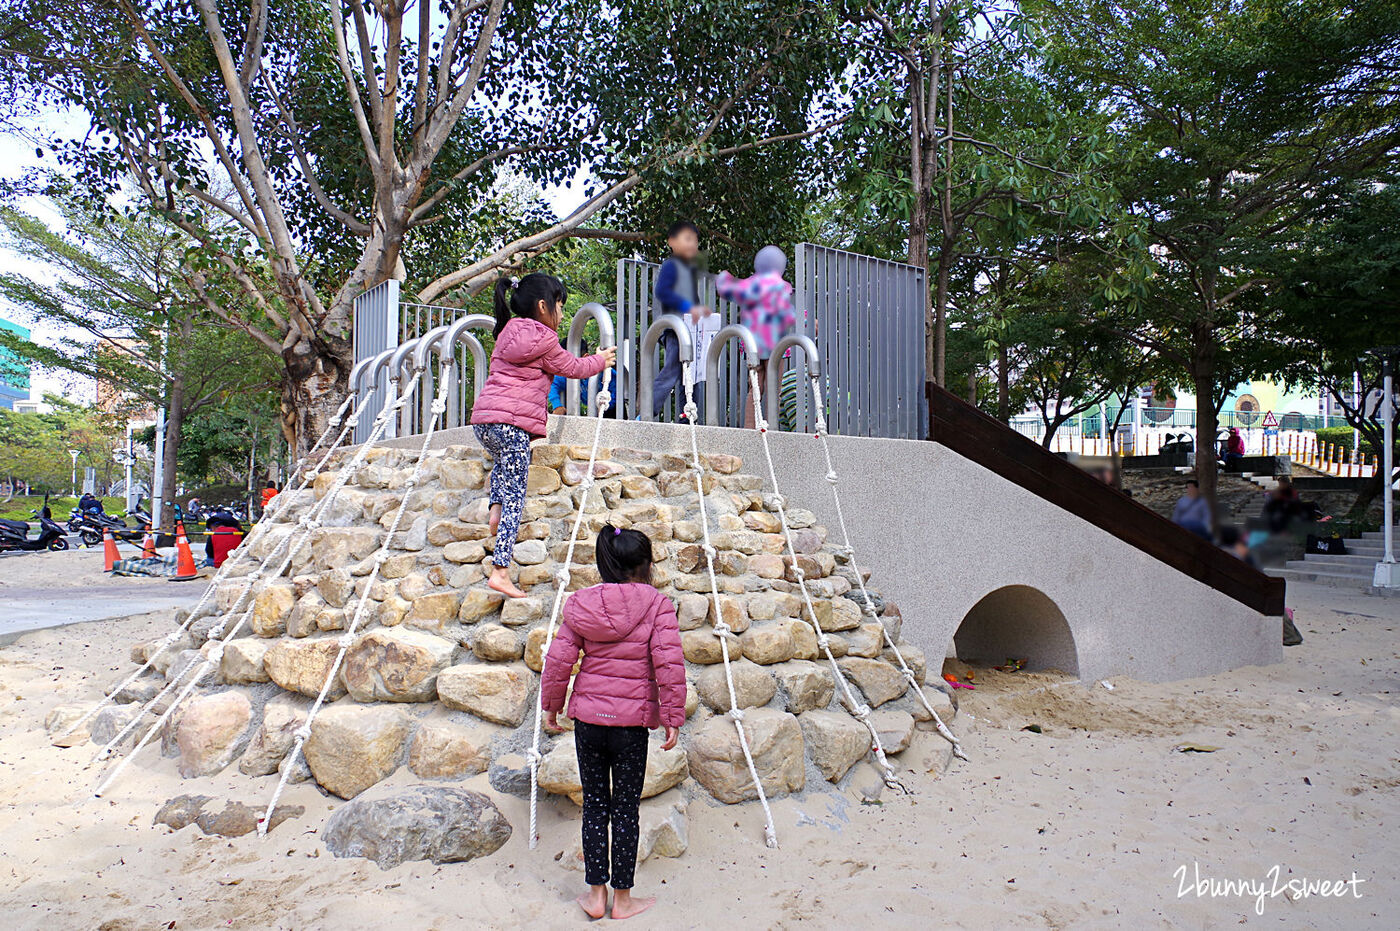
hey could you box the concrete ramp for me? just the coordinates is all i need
[389,387,1283,684]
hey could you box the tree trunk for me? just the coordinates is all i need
[282,331,354,459]
[933,248,951,386]
[1191,338,1220,532]
[997,340,1009,422]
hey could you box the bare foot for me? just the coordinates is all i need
[576,888,608,920]
[610,892,655,920]
[487,565,528,599]
[488,503,502,537]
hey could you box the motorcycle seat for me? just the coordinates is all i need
[0,518,30,534]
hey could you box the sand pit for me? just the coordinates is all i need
[0,579,1394,928]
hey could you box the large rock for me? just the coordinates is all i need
[773,660,834,713]
[843,623,886,659]
[220,638,270,684]
[536,732,688,805]
[500,597,544,627]
[638,792,688,861]
[838,657,908,707]
[250,583,295,637]
[458,588,505,624]
[407,719,493,779]
[436,664,530,726]
[511,539,548,566]
[304,703,411,799]
[472,624,523,662]
[870,709,916,755]
[342,628,457,702]
[176,692,252,778]
[694,661,776,712]
[738,623,796,665]
[239,696,308,776]
[798,710,870,782]
[681,629,742,665]
[686,707,805,804]
[264,638,347,699]
[408,591,462,626]
[321,785,511,870]
[89,704,140,749]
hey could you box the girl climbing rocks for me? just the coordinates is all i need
[470,273,616,598]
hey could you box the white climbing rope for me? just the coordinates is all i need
[684,362,780,848]
[805,374,966,761]
[256,372,453,835]
[744,369,904,791]
[526,369,615,850]
[61,393,367,741]
[92,383,420,794]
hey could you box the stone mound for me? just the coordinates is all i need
[95,442,954,827]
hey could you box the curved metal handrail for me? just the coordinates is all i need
[440,314,494,427]
[565,302,618,417]
[703,324,761,427]
[637,316,695,423]
[765,333,822,430]
[411,324,454,433]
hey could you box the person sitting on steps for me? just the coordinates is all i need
[471,273,615,598]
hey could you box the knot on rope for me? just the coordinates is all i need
[304,470,319,482]
[338,633,355,649]
[852,703,872,722]
[727,707,746,722]
[901,669,921,687]
[691,464,705,477]
[815,424,829,438]
[374,412,388,425]
[595,391,612,408]
[430,399,447,415]
[554,568,572,587]
[862,603,879,617]
[712,622,732,637]
[404,475,418,488]
[825,471,839,484]
[205,645,224,664]
[162,631,182,645]
[791,566,805,581]
[770,494,786,510]
[683,402,699,422]
[524,747,543,766]
[294,725,312,741]
[374,551,390,565]
[701,544,717,560]
[816,634,831,649]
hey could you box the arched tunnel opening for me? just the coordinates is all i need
[949,585,1079,677]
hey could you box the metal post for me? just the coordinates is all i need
[68,449,79,498]
[151,406,165,533]
[124,423,136,513]
[1373,350,1398,587]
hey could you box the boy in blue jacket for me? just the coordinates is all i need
[651,220,708,419]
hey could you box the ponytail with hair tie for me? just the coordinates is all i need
[492,272,568,338]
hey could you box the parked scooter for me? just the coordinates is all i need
[69,508,136,546]
[0,501,70,553]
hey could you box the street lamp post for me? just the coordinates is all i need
[68,449,80,499]
[1368,347,1398,588]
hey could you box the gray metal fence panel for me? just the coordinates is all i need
[792,243,926,440]
[352,279,400,443]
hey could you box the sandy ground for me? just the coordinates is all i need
[0,579,1394,929]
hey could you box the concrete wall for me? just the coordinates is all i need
[381,416,1282,683]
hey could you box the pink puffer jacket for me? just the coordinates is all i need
[470,317,608,437]
[540,583,686,729]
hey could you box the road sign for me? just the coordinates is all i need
[1261,410,1278,429]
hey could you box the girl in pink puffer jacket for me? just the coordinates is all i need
[542,525,685,921]
[471,273,615,598]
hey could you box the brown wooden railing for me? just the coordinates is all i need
[927,383,1286,616]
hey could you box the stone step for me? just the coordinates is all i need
[1287,555,1378,573]
[1361,530,1400,540]
[1266,567,1376,589]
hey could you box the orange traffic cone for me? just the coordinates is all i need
[141,529,157,559]
[102,527,121,572]
[170,521,200,581]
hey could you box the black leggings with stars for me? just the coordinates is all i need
[574,720,649,889]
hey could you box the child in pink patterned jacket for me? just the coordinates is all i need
[716,245,797,428]
[542,525,684,921]
[471,273,615,598]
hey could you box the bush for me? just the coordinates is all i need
[1315,426,1397,460]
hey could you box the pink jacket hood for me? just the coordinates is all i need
[470,317,607,436]
[539,583,686,729]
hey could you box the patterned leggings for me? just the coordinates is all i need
[473,423,531,568]
[574,720,649,889]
